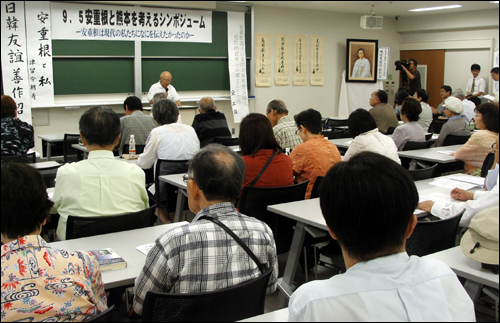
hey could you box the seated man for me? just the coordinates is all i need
[433,97,470,147]
[288,152,475,322]
[52,106,149,240]
[117,96,158,155]
[133,144,278,315]
[432,85,452,118]
[266,99,302,150]
[1,163,107,321]
[368,89,399,134]
[191,97,232,147]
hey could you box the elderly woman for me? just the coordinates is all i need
[138,99,200,223]
[1,95,34,156]
[344,109,400,164]
[1,163,107,321]
[390,97,426,151]
[453,103,499,175]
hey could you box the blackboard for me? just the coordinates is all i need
[49,11,251,95]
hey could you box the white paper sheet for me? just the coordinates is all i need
[429,178,478,190]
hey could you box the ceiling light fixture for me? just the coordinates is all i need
[408,4,463,12]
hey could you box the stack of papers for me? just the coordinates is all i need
[429,177,483,190]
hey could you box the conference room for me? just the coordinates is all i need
[1,1,499,322]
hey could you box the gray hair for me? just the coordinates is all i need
[266,99,288,115]
[153,92,168,104]
[152,99,179,125]
[199,97,216,112]
[453,88,466,99]
[188,144,245,203]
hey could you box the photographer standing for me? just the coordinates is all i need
[401,59,421,96]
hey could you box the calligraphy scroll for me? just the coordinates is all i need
[293,35,307,86]
[255,33,270,87]
[1,1,31,123]
[275,34,290,86]
[377,47,390,81]
[310,36,324,86]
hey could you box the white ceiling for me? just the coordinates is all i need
[240,1,499,17]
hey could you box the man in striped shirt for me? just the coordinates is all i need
[266,99,302,151]
[191,97,232,147]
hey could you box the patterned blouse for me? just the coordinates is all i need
[1,235,107,321]
[1,117,34,156]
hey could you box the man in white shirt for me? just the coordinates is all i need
[147,71,182,106]
[288,151,475,322]
[466,64,486,107]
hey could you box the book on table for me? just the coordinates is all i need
[89,248,127,271]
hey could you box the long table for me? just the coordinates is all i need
[38,134,65,161]
[159,174,188,222]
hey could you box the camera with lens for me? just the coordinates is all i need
[395,59,410,71]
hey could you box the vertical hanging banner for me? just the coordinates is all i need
[25,1,54,107]
[310,36,324,86]
[377,47,390,81]
[255,33,270,87]
[275,34,290,86]
[293,35,307,86]
[1,1,31,123]
[227,12,249,123]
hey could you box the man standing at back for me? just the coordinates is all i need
[133,144,278,315]
[147,71,182,106]
[266,99,302,150]
[369,90,399,134]
[191,97,232,147]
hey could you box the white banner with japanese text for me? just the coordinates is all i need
[310,36,324,86]
[293,35,307,86]
[26,1,54,107]
[275,34,290,86]
[50,2,212,42]
[377,47,390,81]
[227,12,249,124]
[255,33,270,87]
[1,1,31,123]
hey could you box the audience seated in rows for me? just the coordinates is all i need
[432,85,452,118]
[133,144,278,315]
[266,99,302,150]
[453,88,476,124]
[1,163,107,321]
[288,152,475,321]
[291,109,341,199]
[344,109,400,164]
[191,97,232,148]
[52,106,149,240]
[1,95,34,156]
[433,97,470,147]
[453,103,499,175]
[413,89,433,132]
[138,99,200,224]
[239,113,294,192]
[390,97,426,151]
[368,89,399,134]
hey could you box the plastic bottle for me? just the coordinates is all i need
[469,119,475,132]
[129,134,136,158]
[285,148,290,156]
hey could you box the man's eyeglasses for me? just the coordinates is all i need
[182,173,194,185]
[491,142,498,153]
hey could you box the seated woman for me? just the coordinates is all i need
[1,163,107,321]
[453,103,499,175]
[138,99,200,223]
[291,109,341,199]
[390,97,426,151]
[433,97,470,147]
[344,109,400,164]
[1,95,34,156]
[239,113,294,192]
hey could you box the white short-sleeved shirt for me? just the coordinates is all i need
[147,81,180,103]
[466,76,486,95]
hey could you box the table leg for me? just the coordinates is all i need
[173,189,187,222]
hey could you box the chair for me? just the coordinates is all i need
[481,152,495,178]
[213,137,239,146]
[406,163,438,181]
[428,119,446,134]
[63,133,81,163]
[321,130,343,139]
[65,206,156,240]
[402,140,432,151]
[140,267,273,322]
[37,164,62,188]
[83,305,115,322]
[324,118,348,129]
[122,144,145,154]
[154,159,189,218]
[341,129,352,138]
[425,133,432,141]
[1,152,36,163]
[239,181,309,254]
[405,209,465,257]
[309,176,324,199]
[442,134,470,147]
[386,126,396,135]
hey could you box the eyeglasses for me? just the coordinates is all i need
[491,142,498,153]
[295,128,300,135]
[182,173,194,185]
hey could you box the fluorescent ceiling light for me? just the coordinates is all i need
[409,4,463,12]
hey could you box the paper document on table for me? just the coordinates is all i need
[346,140,353,145]
[437,150,455,155]
[136,243,154,256]
[449,176,484,187]
[419,192,456,208]
[429,178,478,190]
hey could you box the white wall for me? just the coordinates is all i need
[444,49,491,95]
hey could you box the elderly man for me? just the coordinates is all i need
[368,89,399,134]
[147,71,182,106]
[191,97,232,147]
[433,97,470,147]
[52,106,149,240]
[133,144,278,315]
[452,89,476,124]
[432,85,452,118]
[266,99,302,150]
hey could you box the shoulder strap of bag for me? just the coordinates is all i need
[248,151,277,187]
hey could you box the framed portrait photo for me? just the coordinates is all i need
[346,39,378,83]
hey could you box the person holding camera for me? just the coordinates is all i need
[400,59,421,96]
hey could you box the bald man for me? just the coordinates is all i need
[147,71,182,106]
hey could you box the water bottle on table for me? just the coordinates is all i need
[129,134,136,158]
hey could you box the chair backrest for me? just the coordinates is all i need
[442,134,471,147]
[66,206,156,240]
[310,176,324,199]
[63,133,81,163]
[83,305,115,322]
[321,130,343,139]
[122,144,146,154]
[402,140,432,151]
[481,152,496,178]
[37,164,62,188]
[154,159,189,209]
[386,126,396,135]
[213,137,239,146]
[406,209,465,257]
[425,133,432,141]
[427,119,447,134]
[239,181,309,254]
[341,129,352,138]
[141,267,273,322]
[1,152,36,163]
[324,118,348,129]
[406,163,438,181]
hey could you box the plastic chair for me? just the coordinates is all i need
[402,140,432,151]
[63,133,81,163]
[213,137,239,146]
[341,129,352,138]
[122,144,145,154]
[153,159,189,218]
[405,209,465,257]
[321,130,343,139]
[65,206,156,240]
[141,266,272,322]
[425,133,432,141]
[37,164,62,188]
[324,118,348,129]
[406,163,438,181]
[239,181,309,254]
[386,126,396,135]
[481,152,495,178]
[1,152,36,163]
[442,134,471,147]
[309,176,324,199]
[82,305,115,322]
[427,119,447,134]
